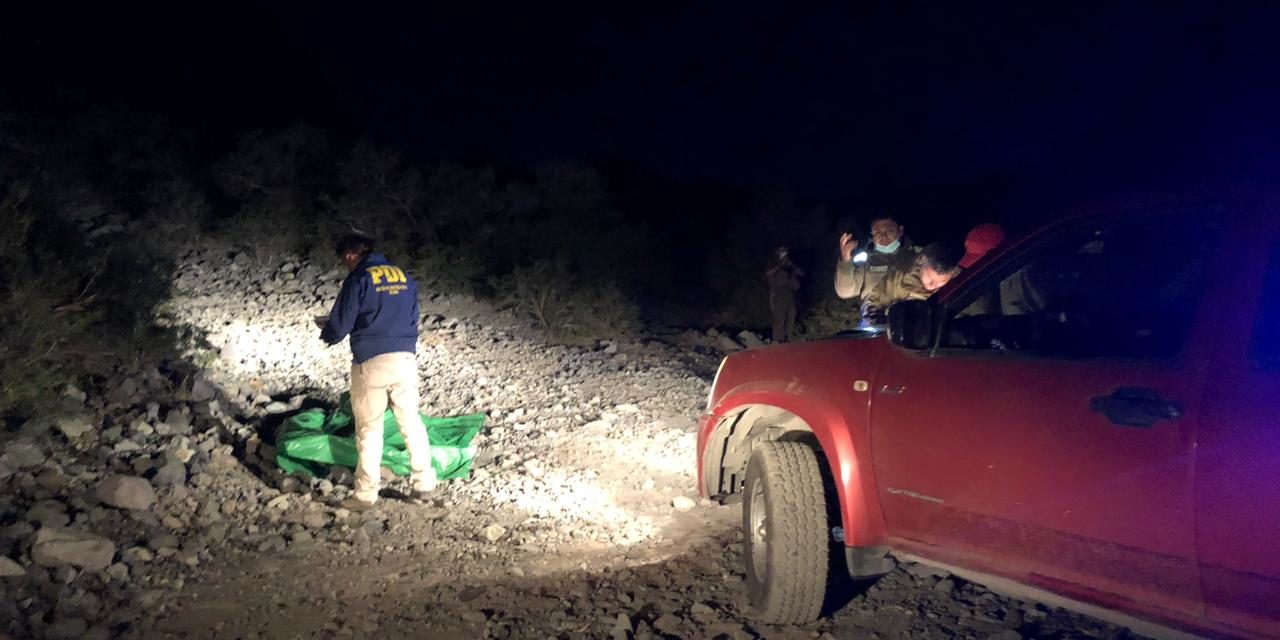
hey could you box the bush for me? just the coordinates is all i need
[572,281,642,340]
[0,184,179,419]
[494,259,640,343]
[214,125,333,265]
[0,189,98,415]
[407,242,484,295]
[219,207,310,265]
[139,178,211,258]
[802,293,861,339]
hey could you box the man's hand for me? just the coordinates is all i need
[314,315,328,330]
[839,233,858,262]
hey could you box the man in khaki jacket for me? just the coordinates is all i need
[860,242,962,326]
[834,215,921,303]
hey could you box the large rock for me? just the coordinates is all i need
[31,528,116,571]
[159,406,193,435]
[189,378,217,403]
[46,617,88,640]
[0,555,25,577]
[737,330,767,349]
[62,385,88,404]
[26,500,70,528]
[167,436,196,463]
[263,401,291,415]
[714,334,743,353]
[114,377,143,403]
[95,475,156,510]
[1,439,45,469]
[152,455,187,487]
[56,413,95,440]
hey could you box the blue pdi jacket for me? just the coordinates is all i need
[321,253,419,363]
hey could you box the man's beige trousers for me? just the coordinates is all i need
[349,352,433,502]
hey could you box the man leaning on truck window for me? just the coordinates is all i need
[860,241,963,327]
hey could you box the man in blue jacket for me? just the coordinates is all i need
[321,235,434,511]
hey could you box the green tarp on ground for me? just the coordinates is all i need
[275,393,485,481]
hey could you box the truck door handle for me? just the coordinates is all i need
[1089,387,1182,428]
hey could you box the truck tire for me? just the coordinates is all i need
[743,441,828,623]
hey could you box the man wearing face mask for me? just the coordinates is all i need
[860,241,963,326]
[834,215,921,307]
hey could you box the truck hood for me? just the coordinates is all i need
[707,331,890,415]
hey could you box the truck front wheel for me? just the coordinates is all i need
[743,441,828,623]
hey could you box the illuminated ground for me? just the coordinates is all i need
[136,250,1149,639]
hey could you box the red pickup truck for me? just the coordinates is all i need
[697,192,1280,639]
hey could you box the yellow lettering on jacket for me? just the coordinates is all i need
[368,263,407,286]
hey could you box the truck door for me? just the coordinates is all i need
[868,207,1225,620]
[1194,205,1280,637]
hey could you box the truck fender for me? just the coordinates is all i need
[701,381,887,548]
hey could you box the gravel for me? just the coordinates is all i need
[0,247,1151,639]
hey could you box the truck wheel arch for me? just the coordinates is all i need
[700,395,886,548]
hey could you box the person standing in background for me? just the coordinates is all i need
[765,246,803,343]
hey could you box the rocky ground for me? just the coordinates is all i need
[0,249,1152,639]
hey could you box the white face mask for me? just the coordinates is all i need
[874,239,901,254]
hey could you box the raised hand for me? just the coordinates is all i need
[839,233,858,262]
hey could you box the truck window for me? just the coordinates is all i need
[1250,240,1280,369]
[942,211,1220,360]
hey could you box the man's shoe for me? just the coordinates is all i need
[339,496,376,512]
[409,472,437,502]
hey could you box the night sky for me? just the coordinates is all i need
[4,2,1279,217]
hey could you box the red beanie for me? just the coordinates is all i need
[960,223,1006,268]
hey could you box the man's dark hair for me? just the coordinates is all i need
[334,234,375,257]
[921,241,962,274]
[869,214,900,225]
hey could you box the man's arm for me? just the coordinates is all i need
[321,272,365,345]
[860,268,901,323]
[834,233,864,299]
[834,260,865,299]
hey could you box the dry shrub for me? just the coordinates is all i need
[495,260,640,343]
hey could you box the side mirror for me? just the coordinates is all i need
[887,300,936,350]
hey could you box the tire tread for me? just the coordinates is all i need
[745,441,828,623]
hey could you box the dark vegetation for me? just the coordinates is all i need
[0,109,887,420]
[5,1,1277,423]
